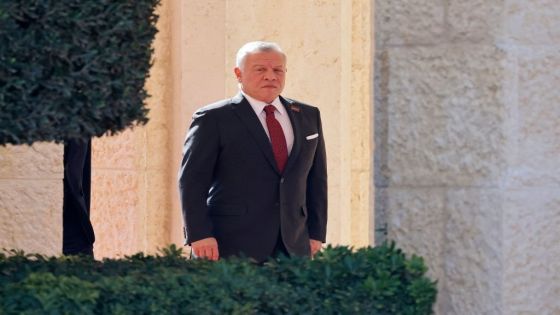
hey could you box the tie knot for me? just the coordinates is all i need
[264,104,276,116]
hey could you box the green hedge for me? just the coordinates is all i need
[0,0,160,145]
[0,243,437,314]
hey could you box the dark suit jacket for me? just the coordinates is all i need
[179,93,327,262]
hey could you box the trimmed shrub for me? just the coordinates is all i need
[0,243,437,314]
[0,0,160,145]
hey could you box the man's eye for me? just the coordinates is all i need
[274,69,284,73]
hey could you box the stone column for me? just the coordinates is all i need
[375,0,560,314]
[167,0,228,250]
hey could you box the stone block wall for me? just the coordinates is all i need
[0,143,63,256]
[375,0,560,314]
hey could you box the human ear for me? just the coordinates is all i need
[234,67,242,82]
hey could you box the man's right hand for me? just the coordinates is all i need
[191,237,219,261]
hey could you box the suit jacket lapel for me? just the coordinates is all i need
[281,96,302,175]
[231,93,281,174]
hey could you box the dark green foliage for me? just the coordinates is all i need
[0,243,438,314]
[0,0,160,145]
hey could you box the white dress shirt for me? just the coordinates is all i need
[241,91,294,155]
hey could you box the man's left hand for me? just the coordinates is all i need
[310,239,322,257]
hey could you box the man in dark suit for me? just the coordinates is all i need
[179,41,327,263]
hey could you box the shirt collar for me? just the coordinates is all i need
[241,90,285,115]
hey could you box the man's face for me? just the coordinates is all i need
[235,51,286,103]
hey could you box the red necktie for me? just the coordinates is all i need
[264,105,288,173]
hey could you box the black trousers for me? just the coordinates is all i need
[271,232,290,259]
[63,139,95,257]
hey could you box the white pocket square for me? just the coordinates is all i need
[306,133,319,140]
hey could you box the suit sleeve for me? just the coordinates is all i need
[178,109,220,245]
[306,108,328,242]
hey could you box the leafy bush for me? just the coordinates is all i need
[0,243,437,314]
[0,0,160,145]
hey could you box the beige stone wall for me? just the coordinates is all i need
[0,143,63,256]
[375,0,560,314]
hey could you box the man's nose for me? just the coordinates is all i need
[264,69,277,80]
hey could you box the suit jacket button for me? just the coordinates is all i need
[280,178,285,184]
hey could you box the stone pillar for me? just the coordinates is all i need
[346,0,374,247]
[167,0,228,250]
[0,143,63,255]
[375,0,560,314]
